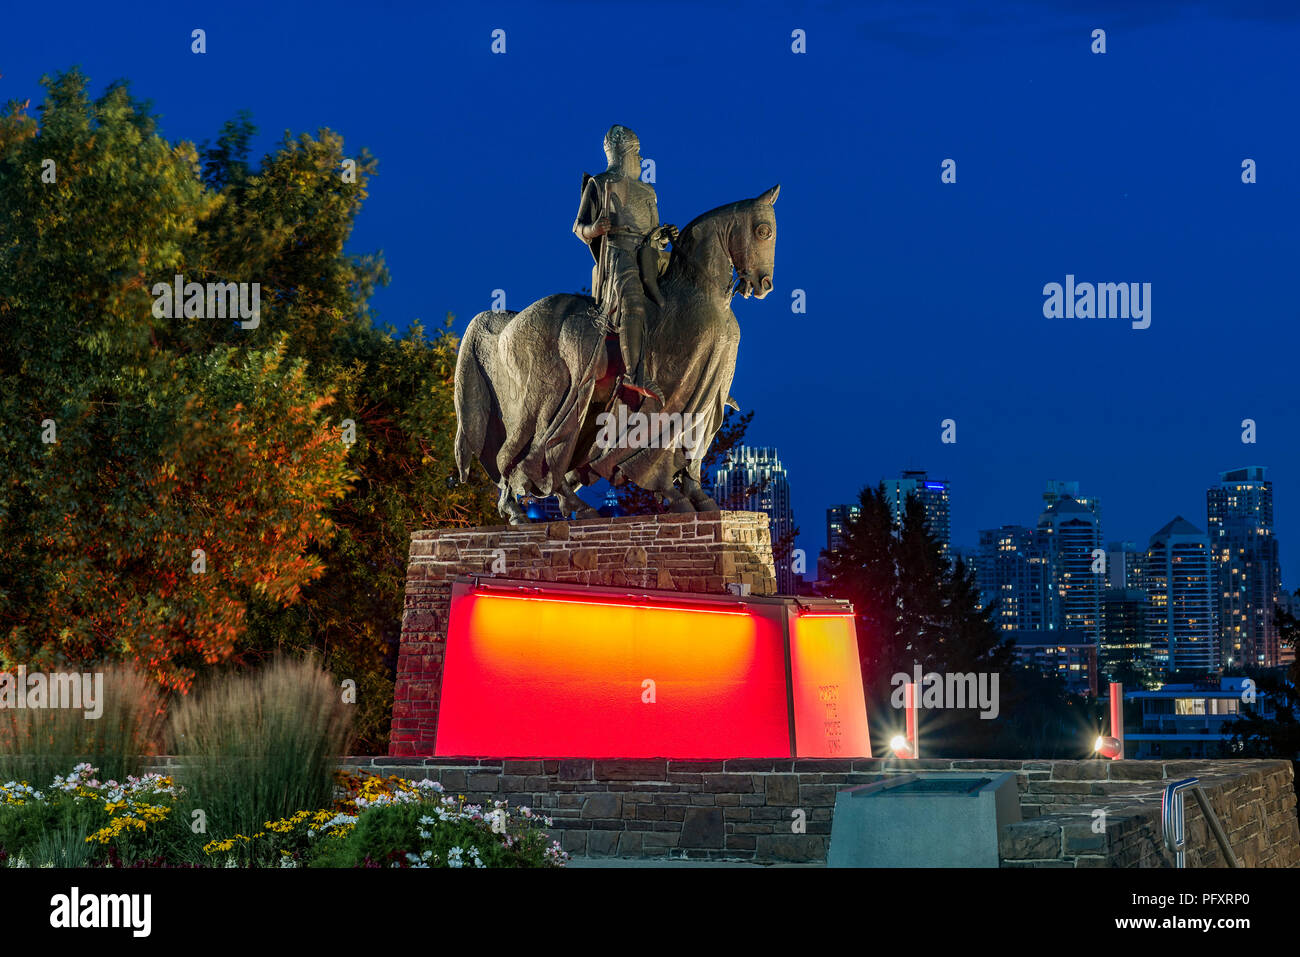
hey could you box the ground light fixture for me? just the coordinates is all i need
[1093,681,1125,759]
[890,681,919,758]
[889,734,916,758]
[1094,735,1123,759]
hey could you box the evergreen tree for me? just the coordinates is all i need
[822,485,901,717]
[822,483,1082,758]
[894,495,949,669]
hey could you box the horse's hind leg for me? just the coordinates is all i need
[498,483,530,525]
[679,472,721,512]
[557,479,600,519]
[660,484,696,514]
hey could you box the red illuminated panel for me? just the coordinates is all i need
[787,610,872,758]
[435,583,792,758]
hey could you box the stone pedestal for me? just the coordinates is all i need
[390,511,777,756]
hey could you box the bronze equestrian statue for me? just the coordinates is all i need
[454,124,779,524]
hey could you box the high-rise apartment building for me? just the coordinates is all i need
[1145,516,1218,675]
[821,503,861,582]
[882,469,951,557]
[826,504,860,555]
[1105,540,1144,591]
[1101,587,1152,682]
[713,446,796,593]
[1206,467,1282,668]
[1044,479,1101,519]
[976,525,1058,633]
[1038,494,1104,642]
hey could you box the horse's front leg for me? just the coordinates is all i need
[497,483,530,525]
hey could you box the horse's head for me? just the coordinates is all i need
[673,185,781,302]
[728,184,779,300]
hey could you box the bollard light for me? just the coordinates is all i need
[888,680,919,759]
[890,734,916,759]
[1092,681,1126,760]
[1094,735,1122,760]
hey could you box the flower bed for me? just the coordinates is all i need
[0,765,567,869]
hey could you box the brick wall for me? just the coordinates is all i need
[391,511,778,756]
[342,756,1300,867]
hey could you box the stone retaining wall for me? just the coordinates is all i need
[338,756,1300,867]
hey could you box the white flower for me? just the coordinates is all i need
[320,813,357,832]
[447,846,464,869]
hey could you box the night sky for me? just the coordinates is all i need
[6,1,1298,583]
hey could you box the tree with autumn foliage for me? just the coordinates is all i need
[0,71,497,750]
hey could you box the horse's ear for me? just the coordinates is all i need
[758,184,780,205]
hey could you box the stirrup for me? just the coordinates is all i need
[622,378,663,403]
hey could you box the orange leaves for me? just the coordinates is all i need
[2,345,350,694]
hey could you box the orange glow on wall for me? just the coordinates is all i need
[434,578,870,759]
[788,612,872,758]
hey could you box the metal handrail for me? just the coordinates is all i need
[1161,776,1240,868]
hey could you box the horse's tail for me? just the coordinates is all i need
[454,313,493,483]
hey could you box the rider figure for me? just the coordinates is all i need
[573,125,677,404]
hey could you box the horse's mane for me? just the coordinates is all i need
[671,196,762,269]
[679,197,756,241]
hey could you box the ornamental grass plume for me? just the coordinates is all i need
[0,665,167,785]
[167,654,353,841]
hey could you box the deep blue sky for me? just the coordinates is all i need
[6,1,1299,584]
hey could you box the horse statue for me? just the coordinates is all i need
[454,184,779,524]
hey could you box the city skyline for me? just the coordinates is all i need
[812,462,1294,594]
[4,2,1295,593]
[822,465,1291,677]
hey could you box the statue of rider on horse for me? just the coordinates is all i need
[454,124,779,524]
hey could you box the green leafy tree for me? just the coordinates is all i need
[188,104,501,749]
[242,317,497,750]
[1,71,497,750]
[0,73,352,691]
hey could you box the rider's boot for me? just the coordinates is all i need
[618,310,663,404]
